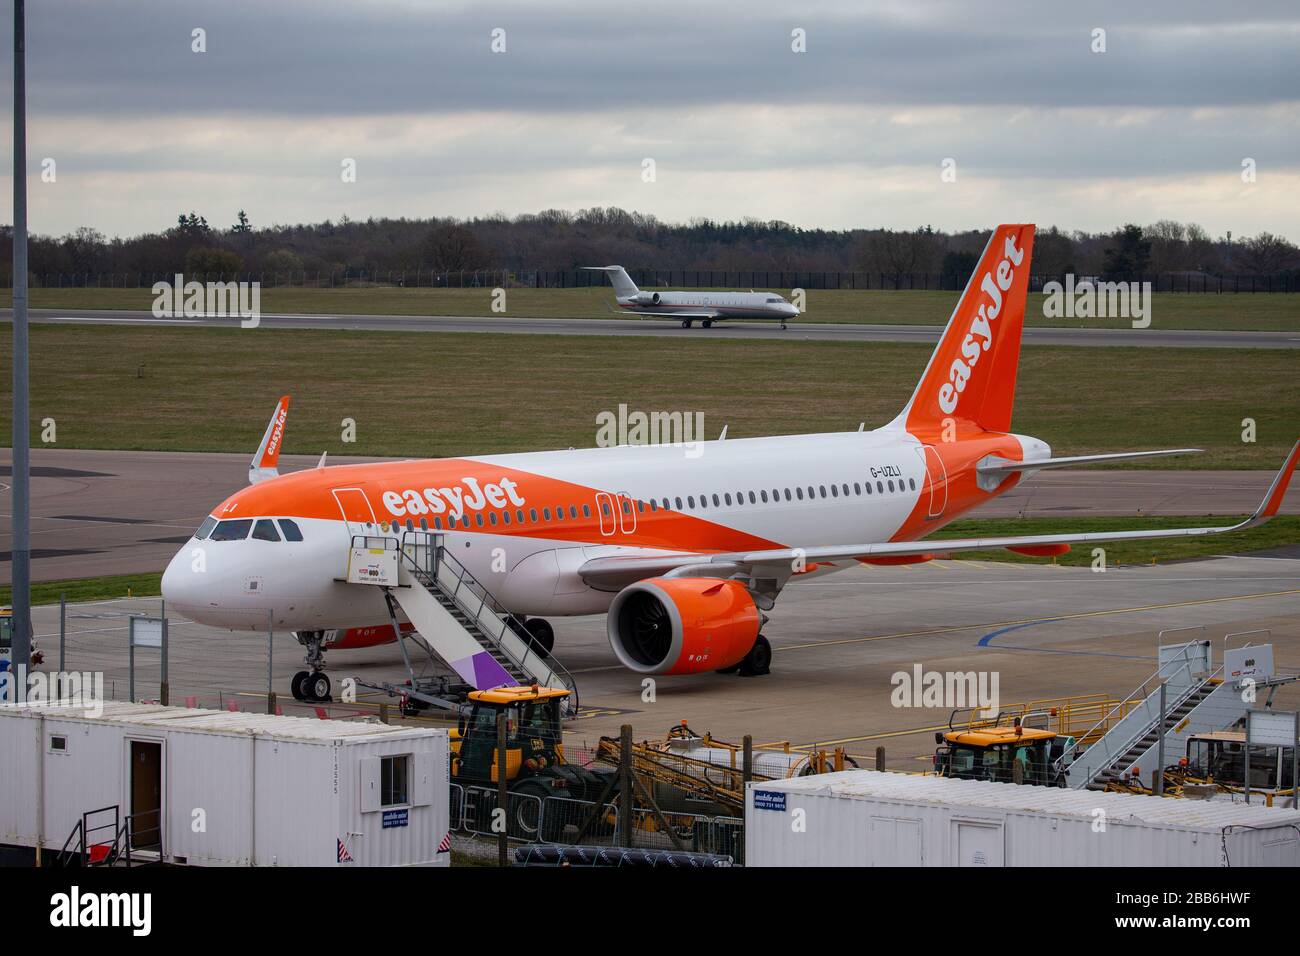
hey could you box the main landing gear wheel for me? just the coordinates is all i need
[702,319,713,328]
[738,634,772,677]
[291,671,310,701]
[681,319,693,329]
[524,618,555,654]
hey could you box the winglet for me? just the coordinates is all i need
[1247,438,1300,526]
[249,396,290,484]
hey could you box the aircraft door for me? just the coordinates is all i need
[916,445,948,519]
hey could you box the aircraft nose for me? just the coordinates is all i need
[161,546,202,612]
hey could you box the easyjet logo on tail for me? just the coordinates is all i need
[937,232,1026,417]
[264,403,288,460]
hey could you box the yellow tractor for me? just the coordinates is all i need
[934,717,1069,787]
[449,685,614,840]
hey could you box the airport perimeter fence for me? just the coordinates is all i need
[11,268,1300,293]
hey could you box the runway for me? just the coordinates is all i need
[3,446,1297,583]
[4,308,1298,348]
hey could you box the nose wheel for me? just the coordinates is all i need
[291,631,333,703]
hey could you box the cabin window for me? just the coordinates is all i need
[853,483,862,495]
[489,512,498,526]
[888,480,895,493]
[909,478,917,491]
[712,494,720,507]
[502,511,511,525]
[724,493,732,505]
[582,504,591,518]
[474,514,484,528]
[517,509,526,523]
[687,496,696,509]
[876,481,884,494]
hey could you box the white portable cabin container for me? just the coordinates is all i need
[0,700,449,867]
[745,771,1300,867]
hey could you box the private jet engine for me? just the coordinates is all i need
[606,577,770,677]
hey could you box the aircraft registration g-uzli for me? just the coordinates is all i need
[583,265,800,328]
[162,224,1299,703]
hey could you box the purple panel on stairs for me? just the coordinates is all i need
[451,651,517,690]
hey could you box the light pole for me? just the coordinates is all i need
[10,0,31,702]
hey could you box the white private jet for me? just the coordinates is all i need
[584,265,800,328]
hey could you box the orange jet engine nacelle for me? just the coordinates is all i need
[606,577,761,675]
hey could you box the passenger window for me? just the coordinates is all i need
[819,485,827,498]
[582,504,591,518]
[195,516,218,540]
[674,497,683,510]
[784,489,791,500]
[712,494,720,507]
[760,490,768,502]
[622,500,631,514]
[650,500,657,512]
[831,485,839,497]
[420,518,428,530]
[434,517,443,530]
[278,519,305,542]
[503,511,511,525]
[888,480,895,493]
[909,478,917,491]
[877,481,884,494]
[796,488,804,500]
[748,491,756,504]
[489,513,498,526]
[475,514,484,527]
[842,484,850,496]
[210,519,254,541]
[252,519,280,542]
[725,493,732,505]
[865,483,873,495]
[530,508,539,522]
[517,509,525,523]
[854,483,861,495]
[688,496,696,509]
[570,506,579,518]
[637,500,645,513]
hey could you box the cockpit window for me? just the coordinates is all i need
[278,519,304,542]
[195,516,218,540]
[765,296,783,303]
[252,519,281,542]
[209,518,254,541]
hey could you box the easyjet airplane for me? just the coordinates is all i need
[584,265,800,328]
[162,224,1299,703]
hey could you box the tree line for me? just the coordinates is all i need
[0,208,1296,284]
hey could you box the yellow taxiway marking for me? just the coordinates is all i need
[777,587,1300,653]
[795,722,952,749]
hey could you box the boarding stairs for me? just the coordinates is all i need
[1056,640,1259,791]
[348,531,580,716]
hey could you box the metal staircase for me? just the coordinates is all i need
[1056,641,1220,790]
[1086,680,1220,791]
[380,531,580,716]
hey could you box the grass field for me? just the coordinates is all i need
[3,286,1296,332]
[0,572,163,607]
[7,515,1296,605]
[0,325,1294,468]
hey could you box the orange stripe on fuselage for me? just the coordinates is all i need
[213,457,786,554]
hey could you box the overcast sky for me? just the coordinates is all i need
[1,0,1297,239]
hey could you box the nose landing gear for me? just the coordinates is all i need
[291,630,332,703]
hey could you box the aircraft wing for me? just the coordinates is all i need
[248,395,290,484]
[605,303,728,321]
[579,439,1299,592]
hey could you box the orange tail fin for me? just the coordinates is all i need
[892,224,1035,435]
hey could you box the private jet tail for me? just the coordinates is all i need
[583,265,640,299]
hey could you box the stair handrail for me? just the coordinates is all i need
[1077,663,1224,789]
[397,531,581,715]
[1053,642,1212,778]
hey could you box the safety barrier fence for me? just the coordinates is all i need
[448,783,744,862]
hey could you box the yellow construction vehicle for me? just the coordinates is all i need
[449,685,614,840]
[934,709,1072,786]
